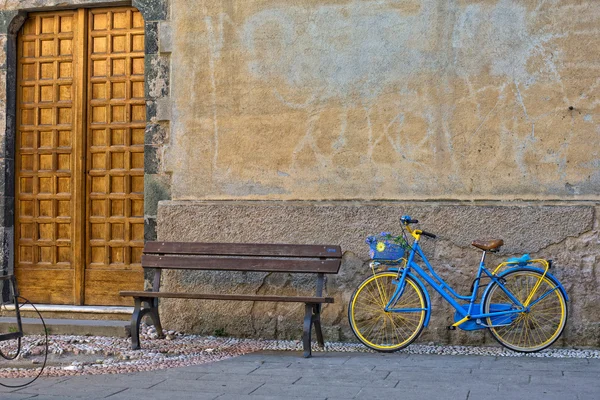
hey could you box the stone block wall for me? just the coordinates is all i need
[157,201,600,347]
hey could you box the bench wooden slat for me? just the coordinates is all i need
[141,255,342,274]
[143,242,342,258]
[119,291,334,303]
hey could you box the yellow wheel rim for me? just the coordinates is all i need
[485,271,567,352]
[350,272,426,351]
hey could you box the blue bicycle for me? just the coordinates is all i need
[348,216,568,353]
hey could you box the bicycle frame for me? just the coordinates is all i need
[384,238,526,327]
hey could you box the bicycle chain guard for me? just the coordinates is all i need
[452,303,517,331]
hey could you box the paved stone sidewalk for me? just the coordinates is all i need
[1,351,599,400]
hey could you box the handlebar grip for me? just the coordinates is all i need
[401,215,419,224]
[421,231,437,239]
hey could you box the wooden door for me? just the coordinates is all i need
[84,8,146,305]
[15,8,144,306]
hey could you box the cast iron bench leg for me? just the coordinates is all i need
[303,303,325,357]
[303,303,313,358]
[131,296,163,349]
[149,298,165,339]
[313,304,325,348]
[131,297,146,350]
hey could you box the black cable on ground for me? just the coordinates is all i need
[0,297,48,388]
[0,331,21,361]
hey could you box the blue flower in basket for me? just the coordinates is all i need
[366,232,407,261]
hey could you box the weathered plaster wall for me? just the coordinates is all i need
[157,202,600,347]
[166,0,600,200]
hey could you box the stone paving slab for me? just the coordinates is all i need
[57,373,167,389]
[468,386,579,400]
[373,354,483,370]
[195,372,301,384]
[108,388,221,400]
[530,374,600,386]
[0,393,34,399]
[11,396,73,400]
[154,361,264,375]
[293,375,397,388]
[14,381,127,398]
[215,396,324,400]
[0,377,69,393]
[251,383,362,398]
[353,385,471,400]
[248,366,379,379]
[0,351,599,399]
[562,369,600,379]
[151,378,264,394]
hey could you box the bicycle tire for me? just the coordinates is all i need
[348,271,427,352]
[482,268,568,353]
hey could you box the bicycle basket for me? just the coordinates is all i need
[366,232,408,261]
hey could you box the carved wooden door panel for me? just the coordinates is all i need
[15,8,144,306]
[84,8,146,305]
[15,10,83,305]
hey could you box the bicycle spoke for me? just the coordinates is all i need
[374,276,389,308]
[389,316,403,345]
[529,315,550,345]
[362,315,383,341]
[365,284,385,307]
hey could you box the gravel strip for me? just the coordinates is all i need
[1,324,599,379]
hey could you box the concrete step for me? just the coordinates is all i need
[0,317,130,337]
[0,304,133,321]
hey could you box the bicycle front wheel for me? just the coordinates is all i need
[483,268,567,352]
[348,271,427,352]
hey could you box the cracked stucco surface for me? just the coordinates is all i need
[157,202,600,347]
[166,0,600,200]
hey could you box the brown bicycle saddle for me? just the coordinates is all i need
[471,239,504,251]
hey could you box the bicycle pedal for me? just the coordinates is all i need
[447,326,457,331]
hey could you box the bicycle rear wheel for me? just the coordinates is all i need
[348,271,426,352]
[482,268,567,352]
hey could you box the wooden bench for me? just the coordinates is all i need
[120,241,342,357]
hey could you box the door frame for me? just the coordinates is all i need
[0,0,172,300]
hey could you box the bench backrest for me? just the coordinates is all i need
[142,242,343,274]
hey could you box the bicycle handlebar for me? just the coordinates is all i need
[401,215,436,239]
[421,230,437,239]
